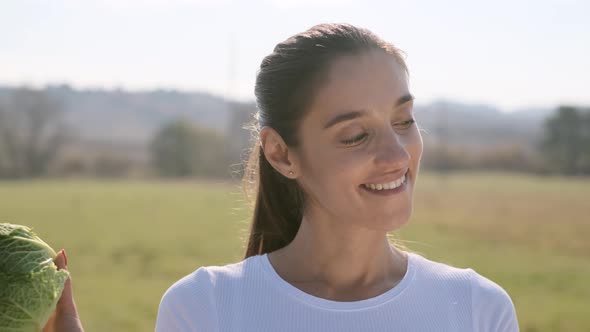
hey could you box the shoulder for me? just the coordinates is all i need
[410,252,519,331]
[410,252,514,301]
[155,266,217,331]
[159,266,214,307]
[155,257,255,331]
[410,251,473,284]
[159,257,253,305]
[468,269,519,332]
[160,256,255,300]
[468,268,514,306]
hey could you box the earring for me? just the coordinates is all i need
[288,171,294,176]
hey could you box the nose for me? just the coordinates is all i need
[373,128,410,171]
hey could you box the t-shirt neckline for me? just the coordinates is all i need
[258,250,417,311]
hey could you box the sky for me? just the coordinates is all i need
[1,0,589,111]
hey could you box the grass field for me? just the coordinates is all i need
[1,172,589,331]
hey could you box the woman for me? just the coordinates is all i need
[155,23,519,331]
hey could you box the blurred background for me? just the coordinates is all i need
[1,0,589,331]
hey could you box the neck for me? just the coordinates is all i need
[268,213,407,292]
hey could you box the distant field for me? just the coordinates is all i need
[1,172,588,331]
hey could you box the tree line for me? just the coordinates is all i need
[0,87,588,179]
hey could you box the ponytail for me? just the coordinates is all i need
[243,141,304,259]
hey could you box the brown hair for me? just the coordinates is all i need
[242,23,409,259]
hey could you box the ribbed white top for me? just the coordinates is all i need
[156,251,519,331]
[258,251,416,311]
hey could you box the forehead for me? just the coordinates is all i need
[307,50,409,121]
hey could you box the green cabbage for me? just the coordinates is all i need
[0,223,69,332]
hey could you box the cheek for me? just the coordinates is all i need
[402,129,423,167]
[320,146,369,179]
[300,144,367,192]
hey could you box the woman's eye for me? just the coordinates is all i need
[341,132,368,146]
[340,119,414,146]
[395,118,416,130]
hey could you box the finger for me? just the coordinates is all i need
[54,249,67,271]
[53,250,78,315]
[42,311,57,332]
[43,251,67,332]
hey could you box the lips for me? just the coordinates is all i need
[361,169,409,189]
[364,174,406,190]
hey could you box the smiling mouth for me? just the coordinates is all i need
[361,170,408,190]
[364,176,405,191]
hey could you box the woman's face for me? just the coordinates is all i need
[293,50,423,231]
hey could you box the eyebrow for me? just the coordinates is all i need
[322,93,414,129]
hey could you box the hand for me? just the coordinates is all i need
[42,249,85,332]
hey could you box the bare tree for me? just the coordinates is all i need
[0,88,70,178]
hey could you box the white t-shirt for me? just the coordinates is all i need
[156,251,519,331]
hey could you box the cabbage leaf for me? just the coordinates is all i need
[0,223,69,332]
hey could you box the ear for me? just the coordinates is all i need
[260,126,299,179]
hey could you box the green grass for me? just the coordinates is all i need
[1,172,589,331]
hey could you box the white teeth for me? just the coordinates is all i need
[364,174,407,191]
[395,175,405,187]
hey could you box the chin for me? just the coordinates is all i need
[369,208,412,232]
[387,215,411,232]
